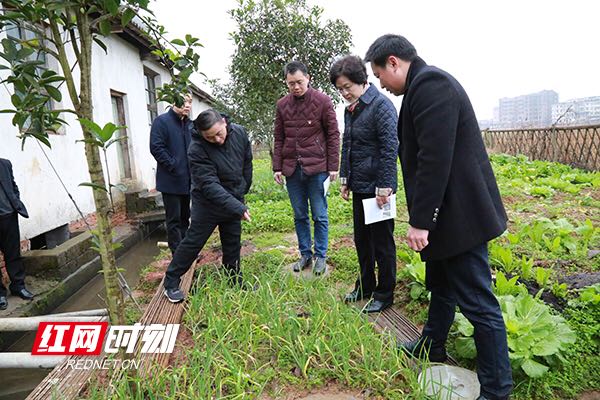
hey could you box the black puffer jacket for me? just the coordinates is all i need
[188,120,253,218]
[340,84,398,194]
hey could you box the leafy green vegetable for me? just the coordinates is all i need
[453,293,576,378]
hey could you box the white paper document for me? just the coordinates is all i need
[362,195,396,225]
[323,177,331,195]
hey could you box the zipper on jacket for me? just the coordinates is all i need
[315,137,325,155]
[346,118,353,184]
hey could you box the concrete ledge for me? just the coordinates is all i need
[125,189,163,217]
[135,210,166,224]
[22,232,95,279]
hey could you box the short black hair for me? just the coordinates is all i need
[194,108,222,132]
[329,55,368,86]
[284,61,308,79]
[364,34,418,67]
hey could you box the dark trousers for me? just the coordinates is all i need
[0,212,26,296]
[352,193,396,302]
[423,242,513,400]
[162,193,190,255]
[163,207,241,290]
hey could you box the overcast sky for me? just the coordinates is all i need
[152,0,600,120]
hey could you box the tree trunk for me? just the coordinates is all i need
[75,12,125,325]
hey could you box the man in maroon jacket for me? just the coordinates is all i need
[273,61,340,275]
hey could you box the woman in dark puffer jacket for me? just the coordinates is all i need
[330,55,399,313]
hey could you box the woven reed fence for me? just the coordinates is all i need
[482,124,600,171]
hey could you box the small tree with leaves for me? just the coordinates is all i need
[0,0,201,324]
[211,0,352,147]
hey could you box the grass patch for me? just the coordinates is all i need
[327,246,359,284]
[87,252,422,399]
[247,231,293,249]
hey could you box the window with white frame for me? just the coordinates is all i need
[5,21,60,134]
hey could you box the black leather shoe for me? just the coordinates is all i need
[398,337,447,363]
[344,289,372,303]
[230,274,251,289]
[0,295,7,310]
[363,299,392,313]
[11,287,34,300]
[223,264,244,288]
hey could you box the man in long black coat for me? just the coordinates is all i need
[366,34,512,400]
[162,109,252,303]
[0,158,34,310]
[150,95,193,255]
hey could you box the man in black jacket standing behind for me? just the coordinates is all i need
[163,109,252,303]
[365,35,512,400]
[0,158,34,310]
[150,94,193,255]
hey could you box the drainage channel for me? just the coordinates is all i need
[0,230,165,400]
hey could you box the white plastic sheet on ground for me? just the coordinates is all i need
[418,365,480,400]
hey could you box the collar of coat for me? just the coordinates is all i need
[168,107,189,122]
[359,83,379,105]
[405,56,428,92]
[292,86,314,102]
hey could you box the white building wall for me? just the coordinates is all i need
[0,31,211,241]
[0,26,94,240]
[191,93,211,119]
[92,35,151,195]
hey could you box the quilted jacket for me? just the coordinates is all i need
[340,84,398,194]
[272,87,340,176]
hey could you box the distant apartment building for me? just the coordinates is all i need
[477,119,494,130]
[552,96,600,126]
[497,90,559,129]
